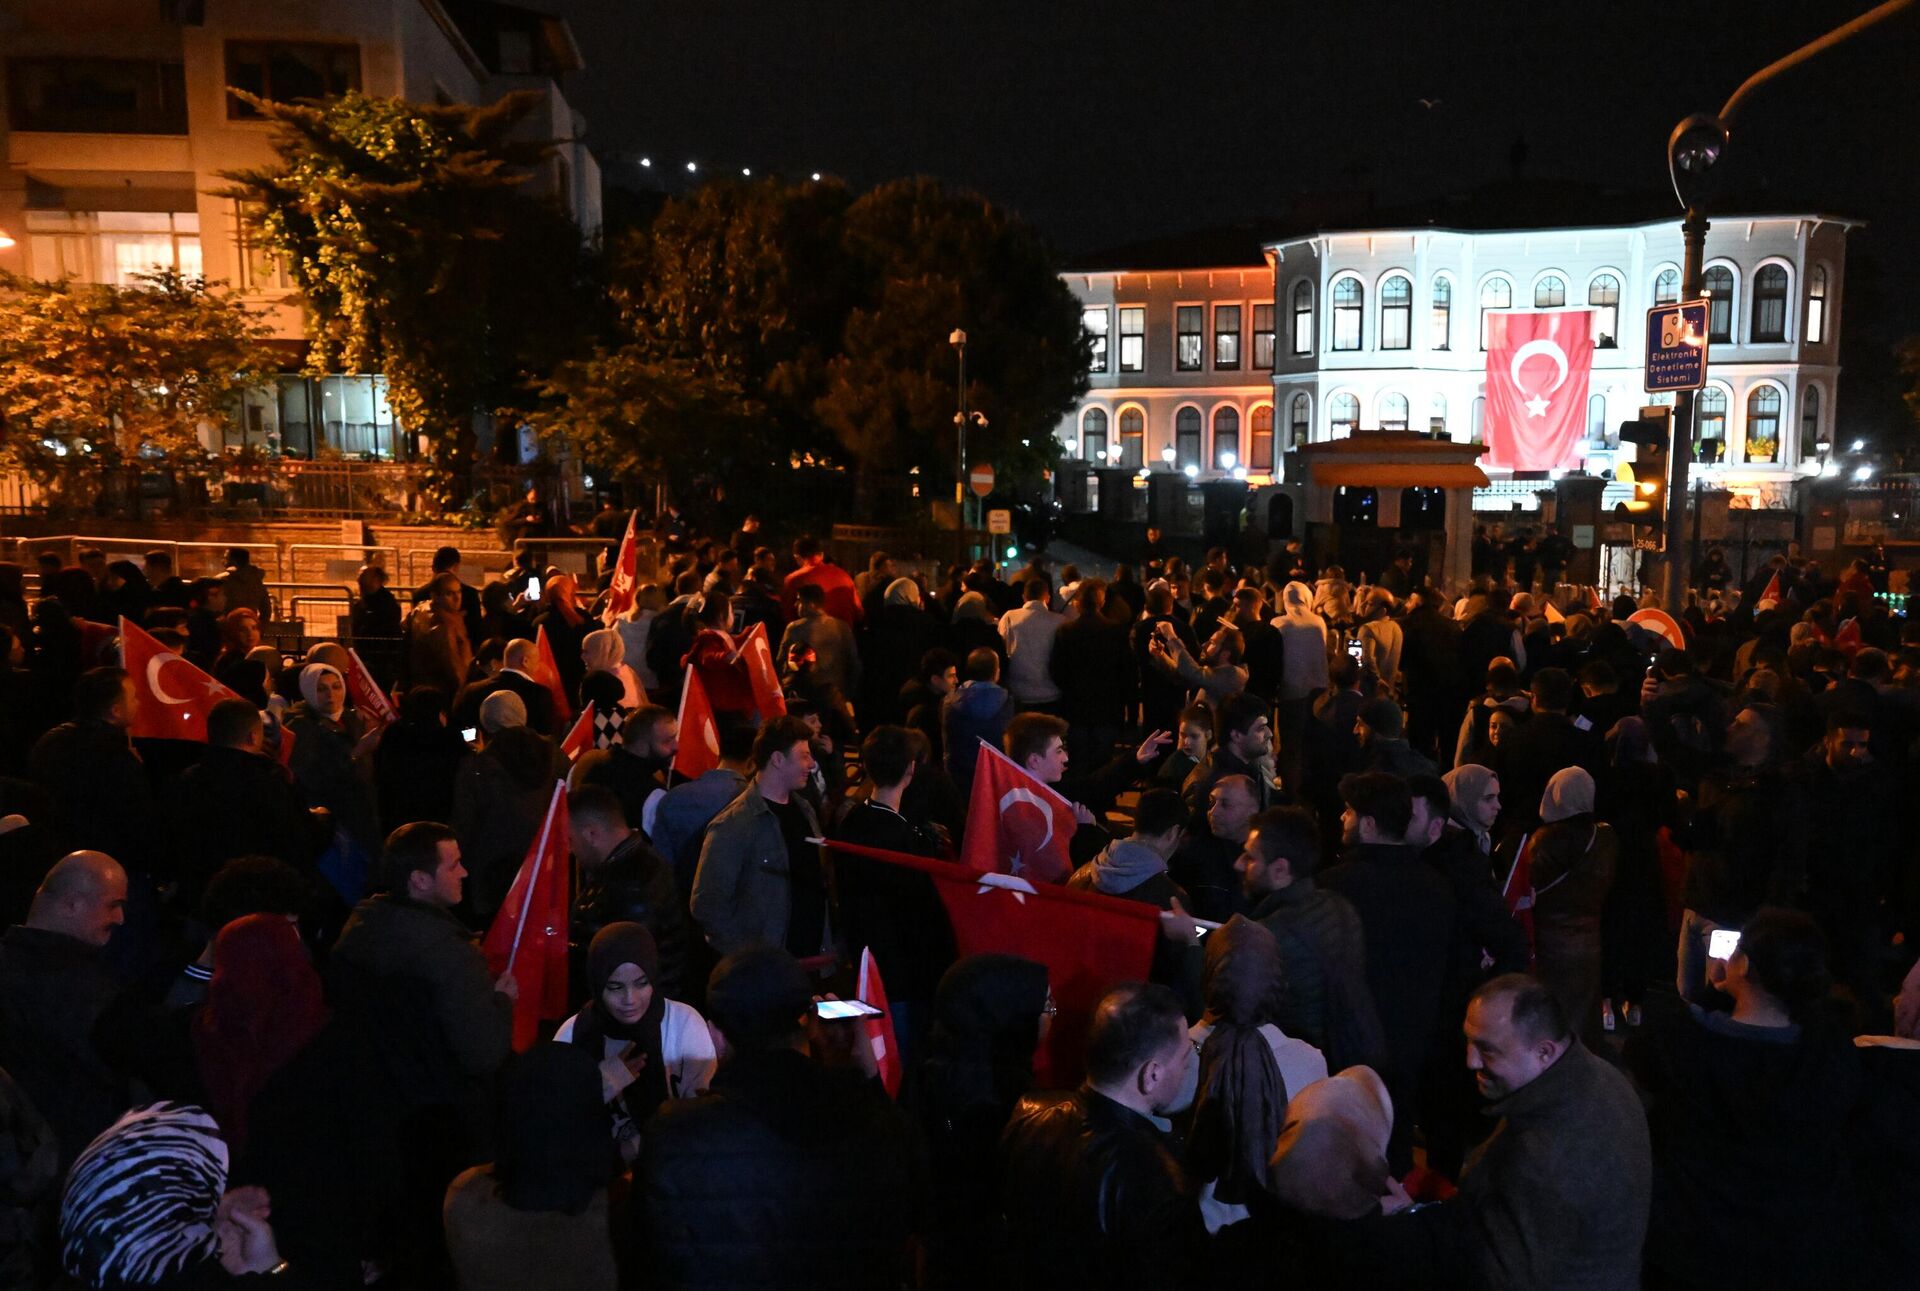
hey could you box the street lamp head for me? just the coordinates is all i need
[949,329,967,348]
[1161,446,1177,464]
[1667,112,1729,210]
[1183,464,1199,480]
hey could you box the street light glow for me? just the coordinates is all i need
[686,161,698,172]
[1855,465,1874,481]
[1851,439,1864,452]
[811,172,822,181]
[639,157,651,168]
[1183,464,1199,479]
[741,167,751,177]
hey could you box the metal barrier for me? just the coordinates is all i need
[9,535,285,581]
[401,547,514,587]
[262,582,358,639]
[284,543,400,585]
[172,541,285,580]
[513,535,622,583]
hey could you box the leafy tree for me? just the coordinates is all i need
[0,269,271,478]
[219,90,599,506]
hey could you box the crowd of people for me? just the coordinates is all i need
[0,518,1915,1289]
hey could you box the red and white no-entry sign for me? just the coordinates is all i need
[969,463,995,498]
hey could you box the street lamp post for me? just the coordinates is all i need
[1658,0,1914,610]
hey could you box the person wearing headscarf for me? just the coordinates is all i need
[534,574,590,701]
[555,922,715,1164]
[285,661,381,866]
[614,583,667,693]
[1274,580,1330,791]
[443,1044,617,1291]
[60,1102,287,1287]
[100,560,153,625]
[907,954,1049,1290]
[1530,767,1617,1045]
[580,627,645,711]
[946,589,1003,672]
[1186,917,1326,1244]
[191,916,329,1156]
[452,720,560,920]
[860,577,941,725]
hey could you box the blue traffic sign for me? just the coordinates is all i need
[1644,300,1710,393]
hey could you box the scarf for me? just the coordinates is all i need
[1540,765,1596,823]
[192,915,330,1155]
[581,627,624,675]
[1269,1065,1395,1220]
[61,1102,228,1286]
[1190,917,1288,1205]
[547,574,586,628]
[494,1044,610,1215]
[1443,763,1498,855]
[297,661,345,718]
[1280,580,1320,627]
[570,921,670,1121]
[883,577,923,608]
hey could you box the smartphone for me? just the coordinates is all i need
[525,577,542,602]
[461,726,479,744]
[1345,639,1364,663]
[813,999,884,1020]
[1708,928,1741,961]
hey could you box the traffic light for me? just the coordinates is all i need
[1614,407,1671,534]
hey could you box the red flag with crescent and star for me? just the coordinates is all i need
[672,663,722,780]
[119,617,241,742]
[533,625,574,725]
[343,647,397,726]
[822,838,1160,1087]
[482,781,572,1051]
[732,622,788,721]
[1484,310,1595,471]
[856,948,903,1098]
[960,742,1077,884]
[599,512,641,627]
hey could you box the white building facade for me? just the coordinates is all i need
[1057,213,1853,509]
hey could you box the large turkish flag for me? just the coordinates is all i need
[1485,310,1594,471]
[482,781,572,1051]
[120,617,240,742]
[959,743,1077,884]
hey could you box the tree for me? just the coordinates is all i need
[219,90,598,506]
[0,270,272,478]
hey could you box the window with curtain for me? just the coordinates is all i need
[1480,277,1511,350]
[1380,275,1411,350]
[1118,407,1145,467]
[1696,386,1728,455]
[1588,274,1620,348]
[1249,405,1274,469]
[1291,281,1314,354]
[1800,386,1822,460]
[1212,407,1240,468]
[1332,277,1363,350]
[26,210,201,286]
[1379,393,1409,431]
[1752,265,1788,342]
[1703,267,1734,343]
[1177,306,1204,371]
[1745,386,1781,462]
[1807,267,1828,343]
[1252,304,1275,369]
[1081,407,1108,462]
[1328,393,1359,437]
[1083,308,1109,373]
[1213,304,1241,369]
[1430,276,1451,350]
[1288,393,1311,449]
[1119,307,1145,372]
[1176,408,1203,468]
[1534,275,1566,308]
[1653,268,1680,306]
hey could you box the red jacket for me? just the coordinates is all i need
[781,561,862,625]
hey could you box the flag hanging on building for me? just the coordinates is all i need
[1484,310,1595,472]
[959,742,1077,883]
[482,781,572,1051]
[119,617,240,742]
[821,839,1160,1087]
[600,513,641,627]
[734,621,788,721]
[856,948,903,1098]
[534,625,574,725]
[344,647,398,726]
[673,664,722,780]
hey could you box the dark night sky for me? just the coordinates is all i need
[547,1,1920,341]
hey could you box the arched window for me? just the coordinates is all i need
[1081,408,1108,462]
[1212,406,1240,469]
[1288,393,1311,450]
[1745,386,1782,463]
[1696,386,1728,459]
[1800,386,1823,461]
[1175,407,1203,469]
[1380,274,1411,350]
[1587,394,1607,443]
[1653,268,1680,306]
[1328,392,1359,438]
[1752,265,1789,343]
[1332,277,1363,351]
[1588,274,1620,348]
[1249,405,1274,471]
[1703,265,1734,343]
[1807,266,1828,344]
[1430,277,1452,351]
[1471,396,1486,443]
[1118,406,1144,468]
[1430,393,1448,436]
[1534,274,1566,308]
[1291,281,1314,355]
[1480,277,1511,350]
[1379,392,1409,431]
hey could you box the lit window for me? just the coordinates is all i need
[1081,408,1108,462]
[1806,267,1827,344]
[1176,408,1203,467]
[1480,277,1511,350]
[1249,405,1274,469]
[1430,277,1451,351]
[1331,277,1363,351]
[1083,308,1109,374]
[25,209,201,286]
[1119,307,1145,372]
[1380,275,1411,350]
[1379,392,1409,431]
[1588,274,1620,348]
[1291,281,1314,355]
[1703,267,1734,343]
[1534,275,1566,308]
[1252,304,1275,369]
[1212,407,1240,468]
[1213,304,1241,370]
[1653,268,1680,306]
[1328,393,1359,438]
[1752,265,1788,343]
[1118,407,1145,466]
[1800,386,1822,460]
[1288,393,1310,449]
[1697,386,1728,456]
[1745,386,1781,463]
[1177,306,1204,371]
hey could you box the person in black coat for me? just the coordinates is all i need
[372,686,469,837]
[1048,581,1137,771]
[860,581,941,726]
[25,667,157,875]
[1491,667,1600,832]
[452,638,557,737]
[567,786,690,1004]
[638,948,926,1290]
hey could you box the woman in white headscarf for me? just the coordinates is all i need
[1272,581,1329,791]
[581,627,646,709]
[1530,767,1617,1044]
[286,660,381,858]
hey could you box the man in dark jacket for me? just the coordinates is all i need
[1321,772,1456,1173]
[1492,667,1599,829]
[942,648,1015,796]
[1048,580,1136,772]
[639,947,925,1290]
[27,667,156,873]
[452,637,556,737]
[1181,692,1277,818]
[0,851,128,1167]
[1354,696,1438,780]
[999,982,1201,1291]
[1400,589,1467,763]
[569,785,691,1002]
[580,705,679,833]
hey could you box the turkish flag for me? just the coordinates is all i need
[1627,608,1686,653]
[533,625,574,725]
[343,647,397,726]
[733,622,787,720]
[1756,571,1784,612]
[600,512,640,627]
[1485,310,1594,471]
[822,839,1160,1086]
[672,663,722,780]
[856,947,903,1098]
[559,706,596,761]
[482,781,572,1051]
[1501,831,1537,966]
[960,742,1077,884]
[120,617,240,742]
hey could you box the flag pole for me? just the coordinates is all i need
[506,779,566,969]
